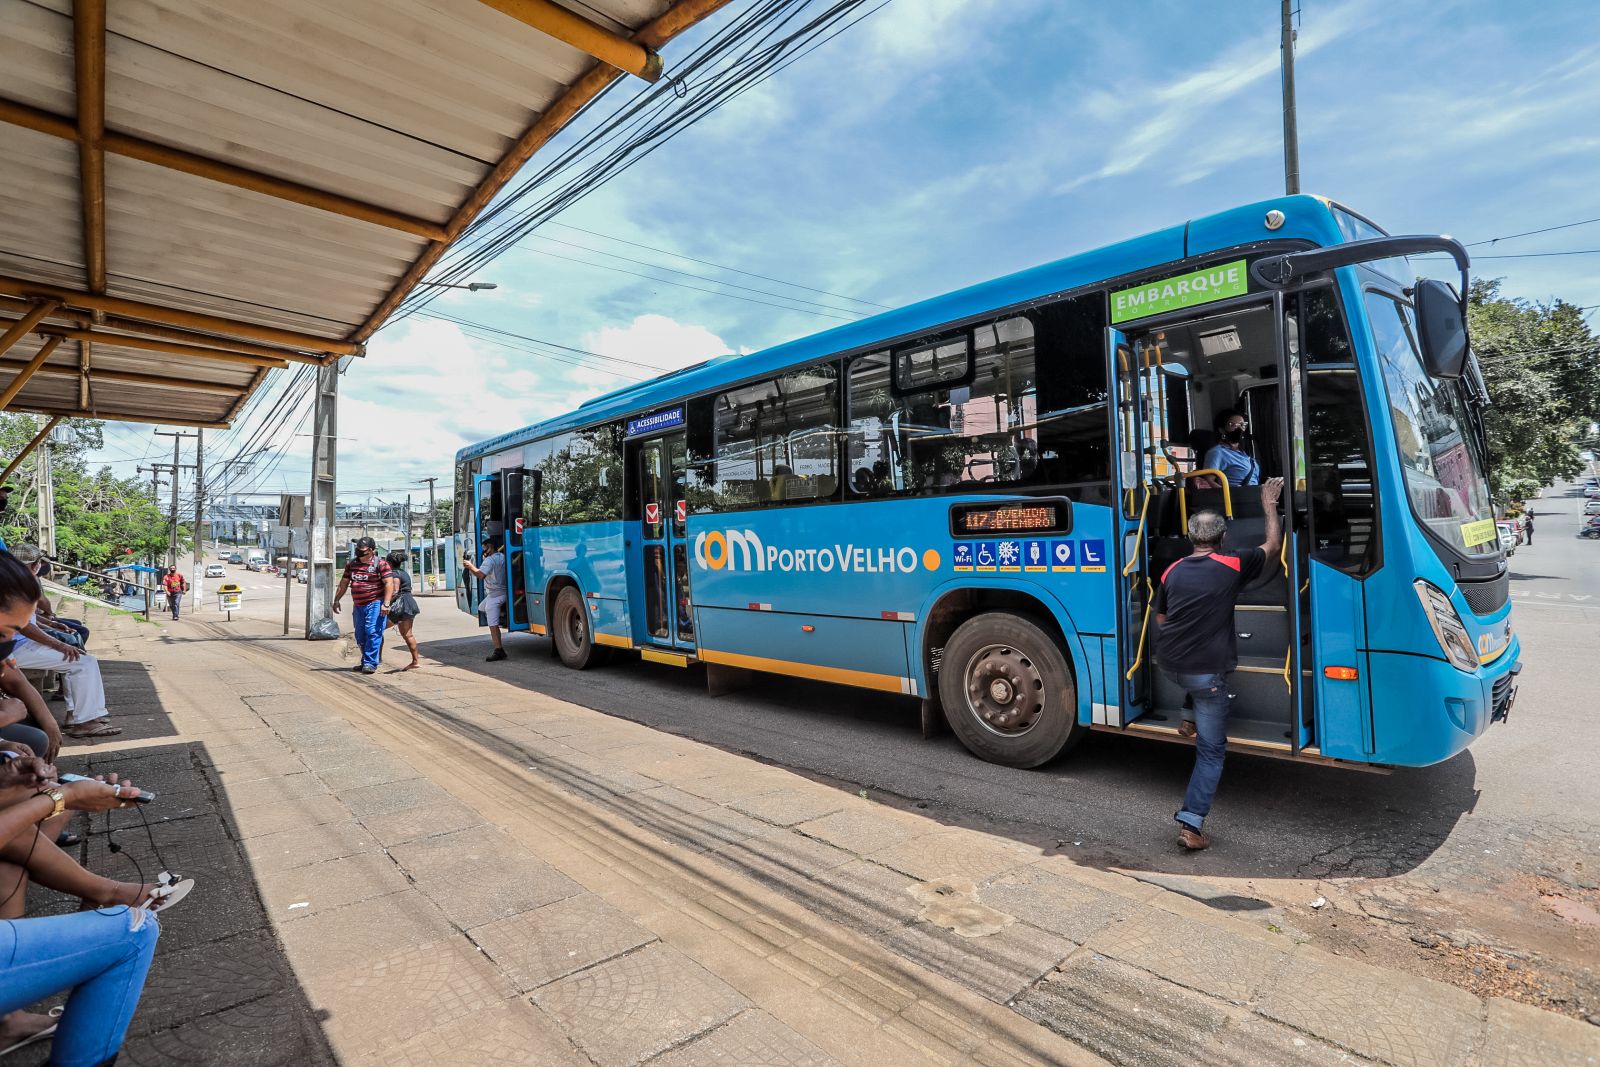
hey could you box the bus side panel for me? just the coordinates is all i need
[697,607,914,693]
[528,522,629,637]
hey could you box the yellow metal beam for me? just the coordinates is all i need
[0,274,359,356]
[74,0,107,295]
[0,97,448,242]
[0,416,62,483]
[478,0,662,81]
[354,0,733,341]
[13,407,230,431]
[0,336,65,411]
[0,301,61,359]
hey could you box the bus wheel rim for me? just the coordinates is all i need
[963,643,1044,737]
[565,603,585,647]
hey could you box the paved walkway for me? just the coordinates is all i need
[27,598,1600,1066]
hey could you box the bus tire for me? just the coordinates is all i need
[552,586,608,669]
[938,612,1082,768]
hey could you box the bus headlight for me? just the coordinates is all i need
[1413,580,1477,672]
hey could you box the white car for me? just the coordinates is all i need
[204,563,226,578]
[1585,500,1600,515]
[1495,522,1518,555]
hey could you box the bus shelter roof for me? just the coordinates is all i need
[0,0,728,430]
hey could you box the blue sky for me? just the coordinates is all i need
[93,0,1600,507]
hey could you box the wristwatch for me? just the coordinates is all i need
[38,787,65,819]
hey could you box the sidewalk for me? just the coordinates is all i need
[39,601,1600,1066]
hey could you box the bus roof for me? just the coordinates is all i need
[458,194,1352,463]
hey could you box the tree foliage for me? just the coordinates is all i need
[0,414,179,567]
[1469,279,1600,501]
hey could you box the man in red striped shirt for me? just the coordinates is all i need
[333,537,395,675]
[1153,477,1283,851]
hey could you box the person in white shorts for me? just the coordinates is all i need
[461,535,508,662]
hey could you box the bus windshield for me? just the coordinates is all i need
[1364,290,1495,559]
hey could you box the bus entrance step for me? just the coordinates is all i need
[639,647,696,668]
[1136,707,1295,749]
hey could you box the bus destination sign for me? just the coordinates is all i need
[625,406,686,438]
[949,500,1071,537]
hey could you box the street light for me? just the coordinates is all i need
[417,280,498,291]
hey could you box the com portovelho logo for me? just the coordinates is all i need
[693,529,940,575]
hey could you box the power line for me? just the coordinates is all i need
[1467,216,1600,248]
[547,221,890,309]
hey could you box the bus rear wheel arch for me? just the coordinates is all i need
[930,599,1084,768]
[549,583,609,670]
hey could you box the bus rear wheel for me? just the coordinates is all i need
[552,586,608,670]
[938,612,1082,768]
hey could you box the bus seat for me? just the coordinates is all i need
[769,474,790,500]
[815,475,837,498]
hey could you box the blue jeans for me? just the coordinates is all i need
[352,600,384,668]
[1170,670,1232,831]
[168,593,182,619]
[0,907,160,1067]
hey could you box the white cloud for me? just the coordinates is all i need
[583,314,732,375]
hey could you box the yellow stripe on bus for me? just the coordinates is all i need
[640,648,692,667]
[594,633,632,649]
[699,648,907,694]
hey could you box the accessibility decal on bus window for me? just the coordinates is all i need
[1110,260,1248,324]
[625,406,686,437]
[1459,518,1497,548]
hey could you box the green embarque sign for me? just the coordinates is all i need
[1110,259,1248,324]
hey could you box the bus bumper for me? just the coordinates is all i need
[1365,637,1521,767]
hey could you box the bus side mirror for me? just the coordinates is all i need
[1414,278,1469,380]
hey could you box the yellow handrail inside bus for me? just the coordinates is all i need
[1122,488,1151,577]
[1178,469,1233,531]
[1280,528,1290,577]
[1125,575,1155,681]
[1282,648,1293,692]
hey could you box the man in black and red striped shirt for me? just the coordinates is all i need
[333,537,395,675]
[1154,477,1283,851]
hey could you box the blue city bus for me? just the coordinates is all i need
[454,194,1520,770]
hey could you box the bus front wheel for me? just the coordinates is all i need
[552,586,608,670]
[938,612,1082,768]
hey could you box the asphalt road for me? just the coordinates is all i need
[411,468,1600,1016]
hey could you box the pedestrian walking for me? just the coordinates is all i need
[1155,477,1283,851]
[332,537,395,675]
[160,567,188,620]
[382,550,421,671]
[1523,510,1534,545]
[461,535,508,662]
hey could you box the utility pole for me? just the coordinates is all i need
[1280,0,1300,195]
[154,431,197,568]
[192,429,205,611]
[34,416,55,557]
[404,494,413,563]
[420,477,439,593]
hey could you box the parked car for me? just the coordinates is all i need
[1585,500,1600,515]
[1495,522,1518,556]
[204,563,226,578]
[1582,516,1600,540]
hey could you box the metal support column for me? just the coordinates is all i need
[305,359,339,639]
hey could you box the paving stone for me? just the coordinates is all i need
[224,771,332,810]
[356,998,587,1066]
[471,893,657,991]
[195,737,297,768]
[258,850,412,920]
[212,755,309,787]
[119,992,334,1067]
[534,942,748,1067]
[414,854,582,929]
[223,791,346,840]
[1085,905,1292,1004]
[980,865,1137,943]
[885,917,1076,1004]
[239,817,381,874]
[277,890,453,976]
[360,797,486,846]
[794,808,924,856]
[649,1009,844,1067]
[386,823,523,880]
[1193,1010,1384,1066]
[868,830,1036,886]
[790,859,922,935]
[669,805,785,854]
[1014,953,1229,1067]
[157,862,273,953]
[675,771,794,805]
[1479,998,1600,1067]
[338,776,447,817]
[730,788,852,828]
[312,753,420,791]
[711,828,858,891]
[132,929,297,1035]
[302,935,517,1053]
[1255,945,1482,1067]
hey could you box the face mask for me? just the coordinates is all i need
[1223,428,1245,444]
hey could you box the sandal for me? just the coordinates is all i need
[0,1006,63,1057]
[55,831,81,848]
[140,873,194,914]
[65,722,122,738]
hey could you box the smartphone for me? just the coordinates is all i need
[57,773,156,804]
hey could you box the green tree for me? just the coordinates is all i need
[0,414,179,567]
[1468,279,1600,500]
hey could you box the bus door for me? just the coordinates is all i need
[1106,327,1150,725]
[635,433,696,651]
[470,472,503,618]
[498,466,535,631]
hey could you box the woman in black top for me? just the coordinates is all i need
[383,551,422,671]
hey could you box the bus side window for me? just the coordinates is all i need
[713,366,840,508]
